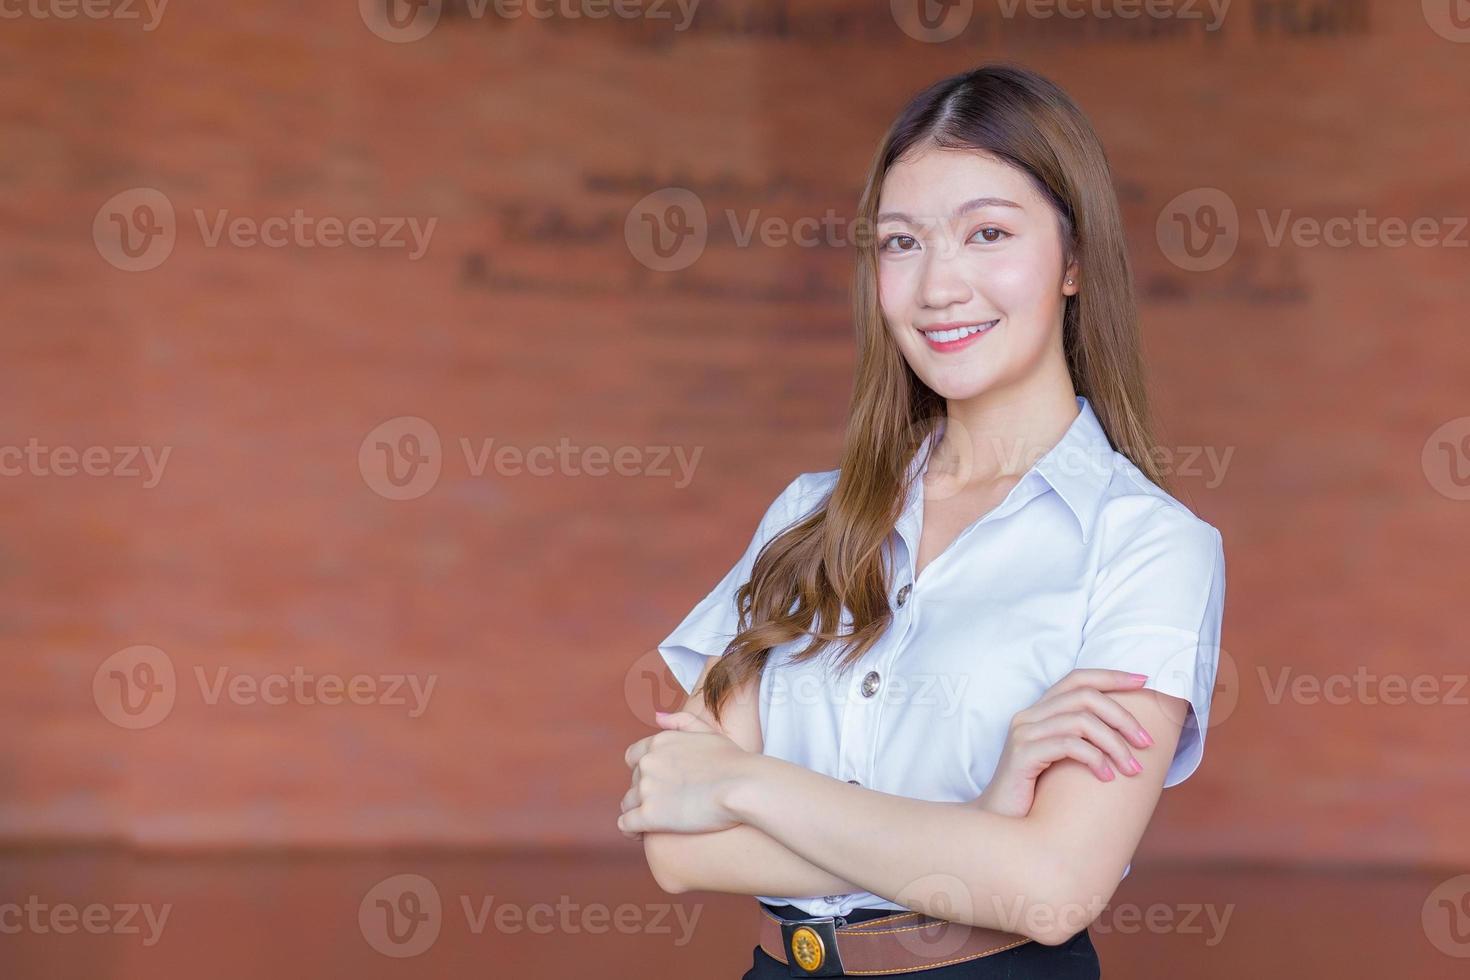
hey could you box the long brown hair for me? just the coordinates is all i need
[701,62,1168,725]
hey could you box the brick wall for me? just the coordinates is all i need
[1,0,1466,868]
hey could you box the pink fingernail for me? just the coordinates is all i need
[1136,729,1153,747]
[1128,757,1143,774]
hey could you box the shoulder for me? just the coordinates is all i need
[1091,453,1224,577]
[766,467,840,528]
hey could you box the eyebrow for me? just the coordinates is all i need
[876,196,1023,224]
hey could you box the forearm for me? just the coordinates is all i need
[644,823,862,897]
[723,754,1077,942]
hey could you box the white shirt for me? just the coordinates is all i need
[657,395,1226,917]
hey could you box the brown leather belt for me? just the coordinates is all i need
[757,904,1033,976]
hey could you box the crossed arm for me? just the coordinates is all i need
[639,656,1187,945]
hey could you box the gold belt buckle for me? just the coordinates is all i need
[779,914,846,977]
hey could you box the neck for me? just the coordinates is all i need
[936,365,1080,486]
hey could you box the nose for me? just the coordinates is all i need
[916,244,974,311]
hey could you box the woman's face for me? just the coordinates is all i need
[875,145,1078,403]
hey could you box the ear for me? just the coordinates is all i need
[1063,258,1081,297]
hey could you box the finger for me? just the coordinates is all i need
[624,735,656,769]
[1036,734,1116,782]
[1020,712,1139,779]
[618,808,651,835]
[1055,710,1144,776]
[1030,688,1152,750]
[1062,688,1153,749]
[1013,718,1117,782]
[1044,668,1150,699]
[621,783,640,815]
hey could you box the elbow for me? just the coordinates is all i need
[643,833,690,895]
[1013,861,1116,947]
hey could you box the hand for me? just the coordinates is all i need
[619,711,750,836]
[976,669,1156,819]
[617,710,722,841]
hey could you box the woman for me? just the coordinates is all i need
[619,62,1226,978]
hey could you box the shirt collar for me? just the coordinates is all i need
[903,395,1116,546]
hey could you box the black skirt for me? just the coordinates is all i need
[742,902,1100,979]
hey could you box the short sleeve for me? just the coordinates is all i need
[656,474,810,696]
[1072,508,1226,789]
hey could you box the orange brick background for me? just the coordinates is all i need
[2,1,1469,974]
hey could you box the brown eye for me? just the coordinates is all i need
[881,234,918,253]
[972,227,1011,244]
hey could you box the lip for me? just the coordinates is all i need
[916,319,998,353]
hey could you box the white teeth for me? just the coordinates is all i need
[924,321,995,343]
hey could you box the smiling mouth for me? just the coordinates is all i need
[916,319,998,350]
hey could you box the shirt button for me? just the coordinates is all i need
[860,671,881,697]
[824,895,842,903]
[896,583,911,608]
[846,778,861,785]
